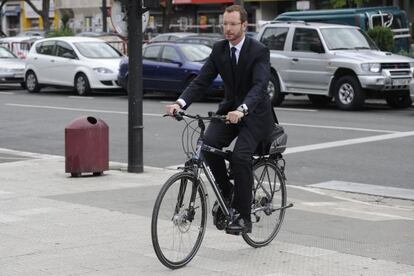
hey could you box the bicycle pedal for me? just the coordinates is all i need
[225,229,241,236]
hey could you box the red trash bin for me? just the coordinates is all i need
[65,116,109,177]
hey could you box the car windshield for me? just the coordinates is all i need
[73,42,122,58]
[0,47,17,58]
[320,28,378,50]
[180,44,211,62]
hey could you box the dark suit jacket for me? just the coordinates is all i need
[180,36,273,141]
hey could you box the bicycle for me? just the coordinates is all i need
[151,111,293,269]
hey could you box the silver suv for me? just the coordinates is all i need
[257,21,414,110]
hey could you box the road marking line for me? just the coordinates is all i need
[68,96,94,99]
[0,148,59,159]
[5,103,164,117]
[282,122,398,133]
[0,92,15,95]
[166,131,414,160]
[0,156,29,160]
[285,131,414,155]
[276,107,317,112]
[6,103,128,114]
[159,101,318,112]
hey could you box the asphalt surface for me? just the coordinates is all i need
[1,84,414,275]
[0,85,413,189]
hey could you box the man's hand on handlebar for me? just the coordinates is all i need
[227,110,244,124]
[165,103,181,116]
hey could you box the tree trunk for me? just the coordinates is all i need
[163,0,173,33]
[41,0,51,33]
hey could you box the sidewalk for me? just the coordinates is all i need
[0,153,414,276]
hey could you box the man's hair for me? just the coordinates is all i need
[225,5,248,23]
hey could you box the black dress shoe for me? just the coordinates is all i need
[226,216,252,234]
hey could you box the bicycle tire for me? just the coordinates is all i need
[151,172,207,269]
[242,159,287,248]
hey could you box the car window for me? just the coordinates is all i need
[260,27,289,50]
[180,44,211,62]
[161,46,181,63]
[371,13,403,29]
[56,41,77,58]
[151,35,167,42]
[73,42,122,58]
[36,41,56,55]
[320,28,378,50]
[292,28,324,53]
[143,45,162,60]
[0,46,17,58]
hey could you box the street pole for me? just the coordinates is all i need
[102,0,107,32]
[127,0,144,173]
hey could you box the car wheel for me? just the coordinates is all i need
[75,73,91,96]
[308,95,332,107]
[268,73,284,106]
[25,71,40,93]
[334,75,365,110]
[385,92,412,108]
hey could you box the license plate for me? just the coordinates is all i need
[392,79,410,86]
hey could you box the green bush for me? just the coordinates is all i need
[47,28,74,37]
[367,26,394,52]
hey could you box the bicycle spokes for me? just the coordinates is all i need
[243,160,287,247]
[152,172,207,269]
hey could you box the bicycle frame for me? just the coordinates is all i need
[173,112,292,222]
[185,138,234,221]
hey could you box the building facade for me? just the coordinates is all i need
[0,0,58,36]
[54,0,112,33]
[1,0,413,36]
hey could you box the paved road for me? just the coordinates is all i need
[0,85,413,191]
[1,85,414,275]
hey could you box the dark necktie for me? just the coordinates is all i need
[231,47,237,84]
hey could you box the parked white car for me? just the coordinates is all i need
[0,46,25,87]
[25,36,123,95]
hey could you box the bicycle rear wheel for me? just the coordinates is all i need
[242,159,287,247]
[151,172,207,269]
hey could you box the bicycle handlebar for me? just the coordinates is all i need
[163,111,227,122]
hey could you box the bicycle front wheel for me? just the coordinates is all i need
[242,160,287,247]
[151,172,207,269]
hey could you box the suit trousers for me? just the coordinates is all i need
[203,120,260,218]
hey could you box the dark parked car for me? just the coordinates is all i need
[146,32,197,44]
[176,34,223,48]
[118,42,224,96]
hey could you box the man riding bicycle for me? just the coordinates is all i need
[166,5,274,234]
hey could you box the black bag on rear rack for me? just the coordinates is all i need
[254,109,287,156]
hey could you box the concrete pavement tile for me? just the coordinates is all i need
[0,158,172,198]
[317,252,414,276]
